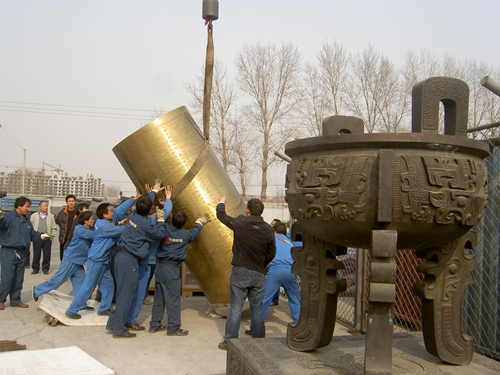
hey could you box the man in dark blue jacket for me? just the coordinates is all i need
[149,205,210,336]
[106,185,169,338]
[0,197,52,310]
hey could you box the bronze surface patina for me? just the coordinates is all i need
[113,106,245,316]
[284,77,488,374]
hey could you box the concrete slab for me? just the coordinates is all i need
[0,346,116,375]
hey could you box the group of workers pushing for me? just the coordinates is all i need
[0,179,301,347]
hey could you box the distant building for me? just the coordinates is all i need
[0,169,104,198]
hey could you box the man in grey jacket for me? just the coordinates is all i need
[30,201,58,275]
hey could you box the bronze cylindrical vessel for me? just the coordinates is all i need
[113,106,245,314]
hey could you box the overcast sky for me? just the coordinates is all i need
[1,1,499,196]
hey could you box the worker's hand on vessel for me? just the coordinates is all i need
[117,218,128,226]
[134,188,142,200]
[164,185,172,200]
[195,213,211,226]
[152,179,162,193]
[156,207,165,223]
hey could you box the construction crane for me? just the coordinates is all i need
[42,161,64,173]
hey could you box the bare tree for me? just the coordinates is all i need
[105,184,121,198]
[235,42,302,200]
[344,45,382,133]
[344,45,407,133]
[441,56,500,130]
[402,49,441,87]
[228,123,256,200]
[185,59,239,172]
[375,58,409,133]
[298,41,349,137]
[318,40,349,116]
[481,67,500,127]
[300,62,329,136]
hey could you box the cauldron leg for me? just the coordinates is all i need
[286,224,347,351]
[414,231,476,365]
[364,230,398,375]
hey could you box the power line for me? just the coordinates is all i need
[0,100,154,112]
[0,100,162,121]
[0,107,147,121]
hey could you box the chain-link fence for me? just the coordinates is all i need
[335,128,500,361]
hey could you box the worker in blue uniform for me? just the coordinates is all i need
[124,203,164,330]
[0,197,52,310]
[33,211,95,301]
[106,183,169,338]
[261,222,301,322]
[149,206,210,336]
[65,189,142,319]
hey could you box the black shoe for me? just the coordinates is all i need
[113,332,136,339]
[43,271,49,275]
[167,328,188,336]
[32,286,38,302]
[244,329,252,336]
[125,322,145,331]
[149,325,167,333]
[97,309,113,316]
[65,311,81,319]
[25,265,30,269]
[218,341,228,350]
[31,271,39,275]
[80,305,94,311]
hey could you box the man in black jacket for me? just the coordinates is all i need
[216,197,276,350]
[56,194,77,261]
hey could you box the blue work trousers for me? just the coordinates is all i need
[34,259,85,298]
[126,263,151,324]
[262,265,301,322]
[67,259,113,314]
[143,263,156,301]
[223,266,266,344]
[0,247,26,305]
[150,260,182,334]
[106,251,139,335]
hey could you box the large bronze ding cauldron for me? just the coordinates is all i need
[113,106,246,316]
[284,77,489,374]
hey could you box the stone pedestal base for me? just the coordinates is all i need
[226,334,500,375]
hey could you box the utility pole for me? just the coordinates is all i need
[0,124,27,195]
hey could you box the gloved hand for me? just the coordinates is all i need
[0,210,4,219]
[152,179,162,193]
[118,218,128,226]
[195,213,211,226]
[41,233,54,240]
[156,206,165,223]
